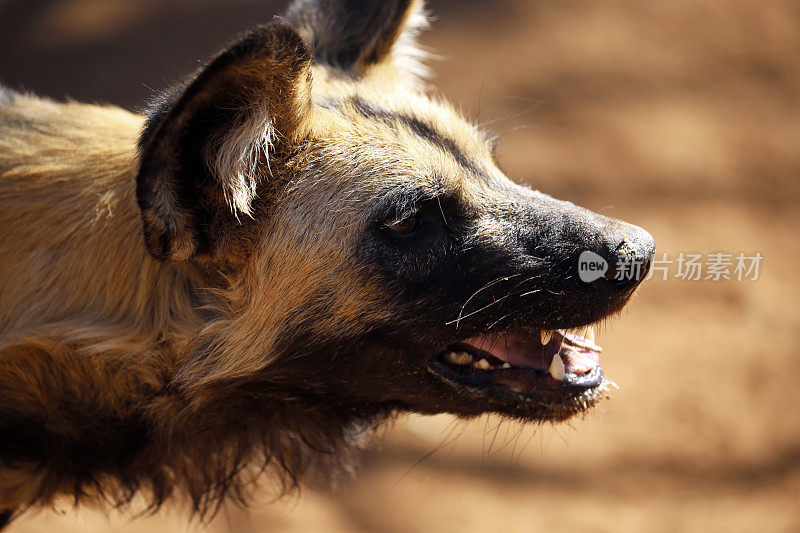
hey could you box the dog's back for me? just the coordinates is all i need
[0,90,206,515]
[0,90,156,333]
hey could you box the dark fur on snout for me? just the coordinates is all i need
[0,0,653,525]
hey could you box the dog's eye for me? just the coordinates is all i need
[385,213,419,236]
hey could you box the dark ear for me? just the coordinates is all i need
[285,0,429,80]
[136,21,312,262]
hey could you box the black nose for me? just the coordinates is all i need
[599,224,655,290]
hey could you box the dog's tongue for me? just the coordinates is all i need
[556,347,600,375]
[464,330,601,376]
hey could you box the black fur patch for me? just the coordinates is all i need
[0,411,148,471]
[350,96,490,179]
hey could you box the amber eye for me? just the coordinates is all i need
[385,213,419,236]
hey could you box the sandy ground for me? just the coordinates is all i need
[1,0,799,531]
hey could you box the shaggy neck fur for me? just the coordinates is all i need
[0,92,381,516]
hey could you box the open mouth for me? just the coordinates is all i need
[427,327,609,409]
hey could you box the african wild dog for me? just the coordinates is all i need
[0,0,654,526]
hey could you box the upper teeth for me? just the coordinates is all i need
[443,351,473,365]
[549,354,566,381]
[541,330,553,345]
[559,326,602,352]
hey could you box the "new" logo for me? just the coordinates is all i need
[578,251,609,282]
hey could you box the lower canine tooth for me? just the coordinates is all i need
[549,354,566,380]
[444,351,473,365]
[586,326,595,343]
[541,330,553,345]
[475,358,493,370]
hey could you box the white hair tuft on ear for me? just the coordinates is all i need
[205,105,275,217]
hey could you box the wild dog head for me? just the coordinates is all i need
[137,0,655,425]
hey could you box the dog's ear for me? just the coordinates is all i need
[136,21,312,262]
[285,0,429,81]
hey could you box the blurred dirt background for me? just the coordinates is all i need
[2,0,799,531]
